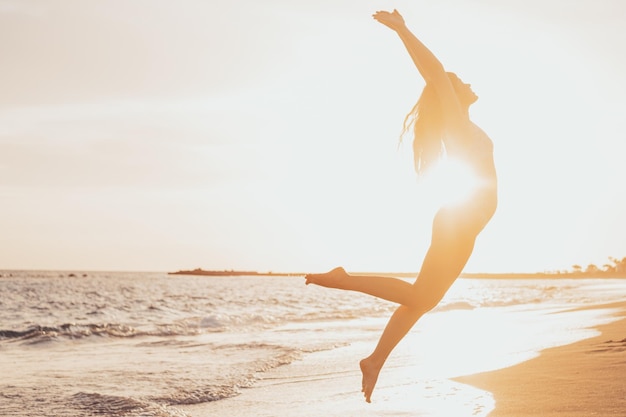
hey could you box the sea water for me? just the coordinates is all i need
[1,270,625,417]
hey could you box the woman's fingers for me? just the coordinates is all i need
[372,10,405,28]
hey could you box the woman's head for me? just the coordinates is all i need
[447,72,478,107]
[401,72,477,175]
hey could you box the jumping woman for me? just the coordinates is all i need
[305,10,498,403]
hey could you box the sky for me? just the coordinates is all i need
[1,0,625,273]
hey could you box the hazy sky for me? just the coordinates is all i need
[1,0,625,273]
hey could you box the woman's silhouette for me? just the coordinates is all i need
[305,10,498,403]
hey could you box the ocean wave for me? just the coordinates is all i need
[434,301,476,312]
[152,343,309,406]
[199,315,223,328]
[0,322,204,344]
[0,323,139,343]
[151,385,243,405]
[71,392,189,417]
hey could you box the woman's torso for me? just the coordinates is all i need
[439,122,498,233]
[445,122,497,187]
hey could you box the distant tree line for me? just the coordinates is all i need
[567,256,626,276]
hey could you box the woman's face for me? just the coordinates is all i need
[448,73,478,106]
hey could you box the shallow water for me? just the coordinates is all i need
[2,271,625,416]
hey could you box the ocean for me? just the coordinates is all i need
[1,270,625,417]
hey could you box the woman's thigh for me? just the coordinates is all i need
[412,211,477,311]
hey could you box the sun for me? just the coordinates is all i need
[423,157,480,207]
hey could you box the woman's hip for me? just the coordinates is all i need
[435,187,497,237]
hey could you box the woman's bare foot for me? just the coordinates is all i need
[304,267,350,289]
[360,357,382,403]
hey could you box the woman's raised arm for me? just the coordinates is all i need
[373,10,467,132]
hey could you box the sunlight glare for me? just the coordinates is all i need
[423,157,479,208]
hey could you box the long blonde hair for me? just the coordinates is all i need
[401,73,458,175]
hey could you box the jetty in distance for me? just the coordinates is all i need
[168,268,303,277]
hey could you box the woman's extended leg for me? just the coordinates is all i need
[305,267,421,307]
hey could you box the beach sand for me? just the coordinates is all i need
[181,302,626,417]
[457,301,626,417]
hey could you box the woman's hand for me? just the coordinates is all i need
[372,9,406,31]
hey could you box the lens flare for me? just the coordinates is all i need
[424,157,479,207]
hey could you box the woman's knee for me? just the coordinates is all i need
[415,293,443,313]
[397,303,428,320]
[404,285,444,313]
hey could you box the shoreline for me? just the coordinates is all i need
[456,301,626,416]
[179,301,626,417]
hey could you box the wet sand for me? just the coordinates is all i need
[457,301,626,416]
[179,337,494,417]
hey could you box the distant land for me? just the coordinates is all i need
[460,272,626,279]
[168,268,302,277]
[168,268,626,279]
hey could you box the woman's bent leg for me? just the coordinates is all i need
[360,304,425,402]
[360,225,477,402]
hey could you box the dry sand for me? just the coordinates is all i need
[457,301,626,416]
